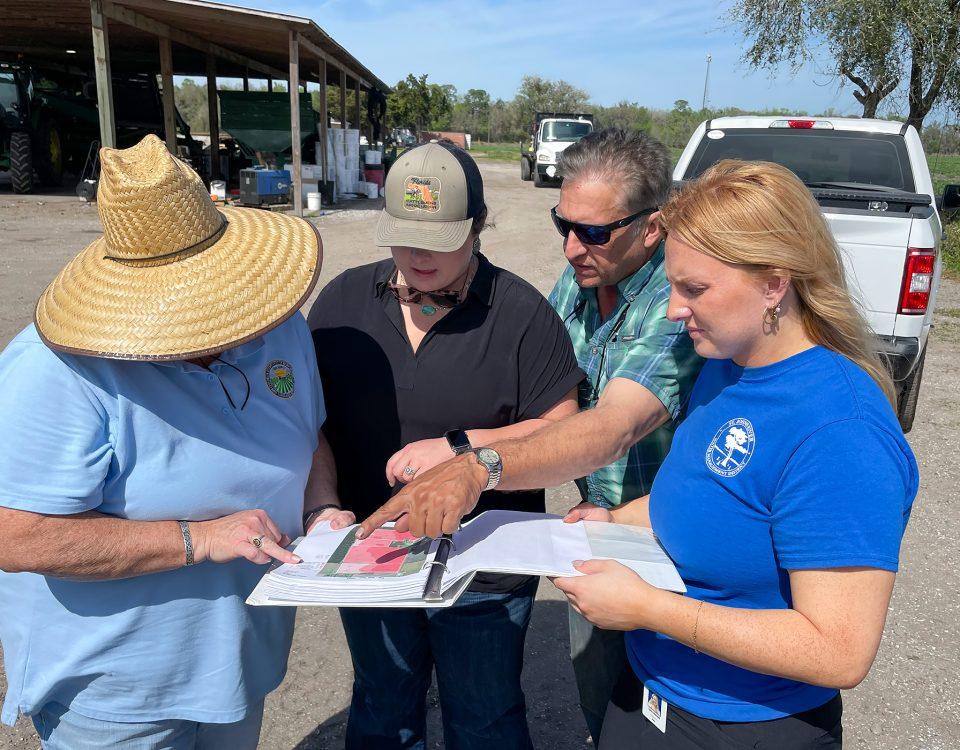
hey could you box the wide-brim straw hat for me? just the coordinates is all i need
[34,134,321,360]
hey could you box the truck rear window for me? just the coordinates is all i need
[682,128,915,192]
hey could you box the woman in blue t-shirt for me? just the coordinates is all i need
[554,160,919,749]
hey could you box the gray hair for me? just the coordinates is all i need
[557,128,672,213]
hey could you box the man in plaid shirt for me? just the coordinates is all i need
[545,129,701,742]
[358,128,702,743]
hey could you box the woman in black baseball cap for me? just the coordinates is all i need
[308,141,585,749]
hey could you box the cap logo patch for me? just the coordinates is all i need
[403,176,441,213]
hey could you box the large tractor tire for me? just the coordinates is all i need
[35,118,64,187]
[896,344,927,434]
[9,131,34,194]
[533,166,544,187]
[520,156,532,181]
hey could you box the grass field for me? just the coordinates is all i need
[470,142,521,161]
[928,154,960,278]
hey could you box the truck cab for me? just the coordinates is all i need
[674,116,960,431]
[521,112,593,187]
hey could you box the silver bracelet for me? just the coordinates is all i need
[177,520,196,566]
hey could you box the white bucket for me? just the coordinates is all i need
[306,192,322,211]
[364,150,381,165]
[210,180,226,202]
[365,182,379,199]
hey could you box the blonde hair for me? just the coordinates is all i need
[659,160,895,406]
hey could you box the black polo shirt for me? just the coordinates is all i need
[309,254,584,591]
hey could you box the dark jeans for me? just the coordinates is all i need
[600,667,843,749]
[338,578,537,750]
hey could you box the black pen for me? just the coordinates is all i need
[421,534,454,603]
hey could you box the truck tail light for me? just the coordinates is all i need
[899,248,936,314]
[769,119,834,129]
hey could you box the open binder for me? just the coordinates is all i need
[247,510,686,608]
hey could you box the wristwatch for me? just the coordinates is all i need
[471,447,503,492]
[444,429,472,455]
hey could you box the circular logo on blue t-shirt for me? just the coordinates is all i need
[265,359,295,399]
[705,418,755,477]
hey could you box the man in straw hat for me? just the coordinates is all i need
[0,134,353,749]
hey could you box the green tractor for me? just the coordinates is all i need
[1,61,202,194]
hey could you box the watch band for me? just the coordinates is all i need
[303,503,343,528]
[444,429,472,455]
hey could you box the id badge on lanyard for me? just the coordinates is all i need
[642,684,668,733]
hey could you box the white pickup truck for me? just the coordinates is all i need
[675,116,960,431]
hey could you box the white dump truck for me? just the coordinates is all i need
[675,116,960,431]
[520,112,594,187]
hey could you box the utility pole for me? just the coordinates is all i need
[701,54,712,112]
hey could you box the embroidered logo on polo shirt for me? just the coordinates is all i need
[403,176,441,213]
[705,418,755,477]
[265,360,295,398]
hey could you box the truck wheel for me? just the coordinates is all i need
[35,119,64,187]
[896,344,926,433]
[521,157,531,181]
[10,131,34,194]
[533,167,544,187]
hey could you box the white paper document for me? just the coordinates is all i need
[247,510,685,608]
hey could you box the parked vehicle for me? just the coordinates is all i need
[0,61,201,194]
[675,116,960,432]
[520,112,594,187]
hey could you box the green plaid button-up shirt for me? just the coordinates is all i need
[548,241,703,507]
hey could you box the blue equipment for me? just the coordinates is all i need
[238,167,291,206]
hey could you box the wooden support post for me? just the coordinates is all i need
[267,77,273,93]
[319,58,328,185]
[339,68,347,129]
[159,36,176,155]
[206,54,220,181]
[354,78,361,138]
[289,30,302,218]
[89,0,116,149]
[242,73,249,92]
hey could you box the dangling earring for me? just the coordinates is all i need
[472,236,481,255]
[763,303,782,325]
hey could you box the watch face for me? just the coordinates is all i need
[476,447,501,466]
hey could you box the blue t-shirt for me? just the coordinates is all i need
[0,316,324,725]
[627,346,918,722]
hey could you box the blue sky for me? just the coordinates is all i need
[221,0,877,115]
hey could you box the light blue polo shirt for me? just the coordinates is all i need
[0,315,323,725]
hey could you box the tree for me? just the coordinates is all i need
[428,83,455,129]
[595,100,653,133]
[488,98,514,142]
[451,88,491,139]
[386,74,453,133]
[513,75,590,133]
[729,0,960,128]
[176,78,209,132]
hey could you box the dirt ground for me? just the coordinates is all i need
[0,160,957,749]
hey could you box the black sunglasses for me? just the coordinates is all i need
[551,206,657,246]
